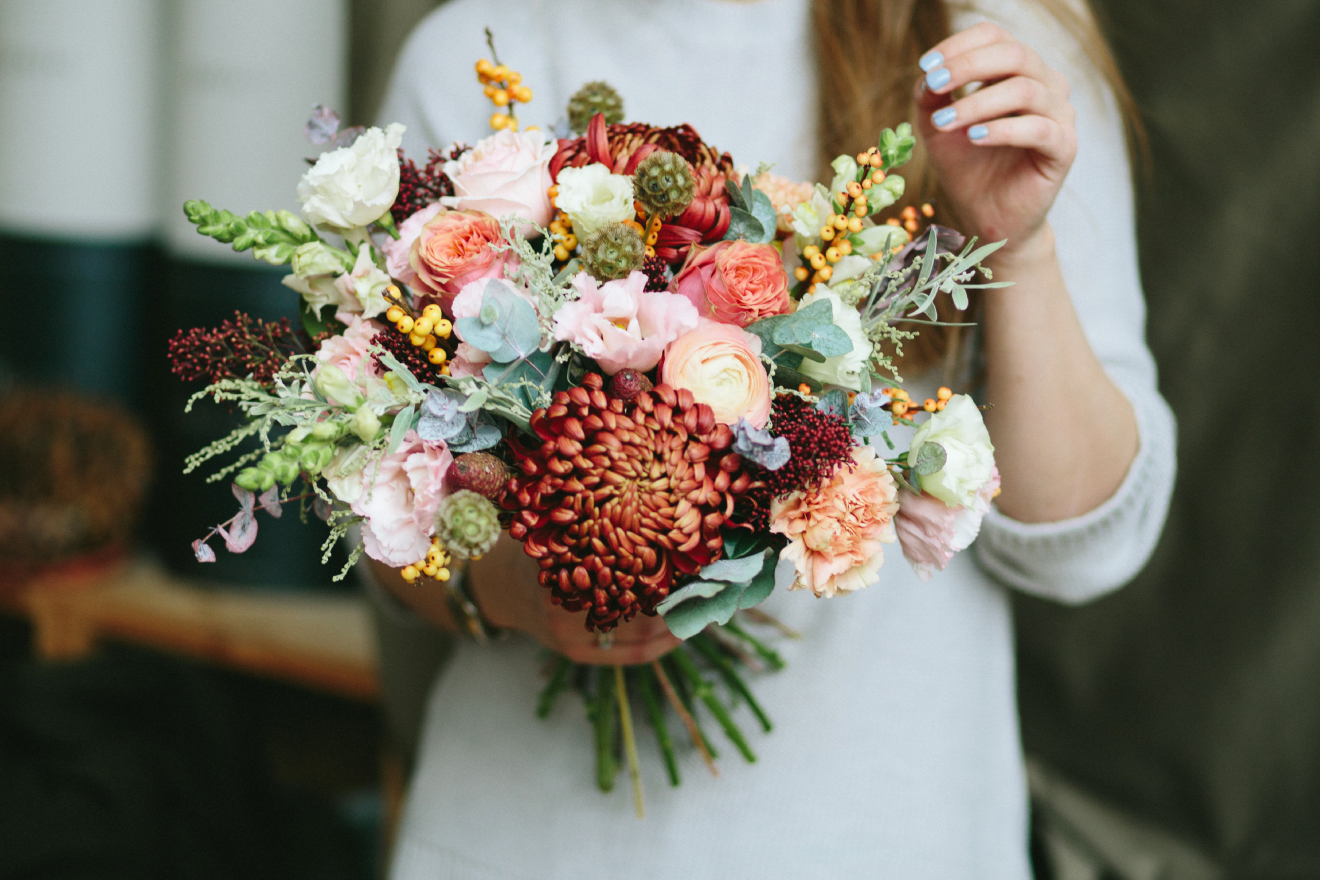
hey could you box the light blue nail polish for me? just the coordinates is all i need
[925,67,951,90]
[919,50,944,72]
[969,124,989,141]
[932,106,957,128]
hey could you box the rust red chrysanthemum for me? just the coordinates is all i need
[502,373,755,632]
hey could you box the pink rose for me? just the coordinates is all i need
[353,430,453,567]
[441,130,555,234]
[408,209,509,308]
[895,466,1000,581]
[671,239,792,327]
[314,314,381,389]
[661,318,771,428]
[553,271,699,375]
[381,203,442,284]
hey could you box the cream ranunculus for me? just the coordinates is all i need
[297,123,405,230]
[553,163,635,238]
[795,287,873,391]
[907,395,996,509]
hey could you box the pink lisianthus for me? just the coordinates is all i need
[352,430,453,567]
[895,465,1001,581]
[661,318,771,428]
[449,277,542,376]
[770,446,900,598]
[671,239,792,327]
[408,209,510,309]
[314,314,381,388]
[380,203,442,285]
[440,129,555,234]
[553,271,699,375]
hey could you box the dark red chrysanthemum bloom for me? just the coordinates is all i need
[550,114,735,265]
[502,374,755,632]
[732,394,858,531]
[168,312,310,386]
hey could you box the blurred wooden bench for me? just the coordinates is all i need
[0,556,379,702]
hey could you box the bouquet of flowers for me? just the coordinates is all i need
[171,39,1004,812]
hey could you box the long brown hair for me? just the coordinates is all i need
[812,0,1142,375]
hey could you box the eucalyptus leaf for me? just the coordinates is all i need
[450,419,503,453]
[737,554,778,610]
[774,320,854,358]
[699,550,769,584]
[750,190,778,243]
[724,206,766,243]
[912,441,947,476]
[660,550,779,638]
[721,527,772,560]
[454,281,542,362]
[778,342,828,363]
[655,580,729,617]
[816,389,849,419]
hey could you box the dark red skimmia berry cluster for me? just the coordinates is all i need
[168,312,309,386]
[390,145,464,225]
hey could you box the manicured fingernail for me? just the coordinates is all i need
[931,106,957,128]
[925,67,951,90]
[968,124,989,141]
[919,51,944,72]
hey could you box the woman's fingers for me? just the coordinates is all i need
[929,75,1074,135]
[962,115,1077,168]
[926,40,1061,100]
[550,610,680,665]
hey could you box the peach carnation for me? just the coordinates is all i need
[770,446,899,598]
[753,171,816,235]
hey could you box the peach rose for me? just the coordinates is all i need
[441,129,556,234]
[671,239,791,327]
[408,209,509,307]
[771,446,899,598]
[661,318,771,428]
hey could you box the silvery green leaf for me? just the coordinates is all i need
[552,258,581,286]
[732,419,791,471]
[816,389,849,419]
[951,284,969,311]
[913,441,947,476]
[450,419,501,453]
[417,390,470,443]
[454,281,542,363]
[778,342,828,363]
[377,349,426,394]
[850,390,891,437]
[723,206,765,243]
[750,190,778,243]
[458,388,489,413]
[656,580,729,616]
[387,404,416,454]
[660,550,779,638]
[776,319,853,358]
[724,177,750,211]
[699,549,768,584]
[737,553,778,609]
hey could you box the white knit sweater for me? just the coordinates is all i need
[378,1,1176,876]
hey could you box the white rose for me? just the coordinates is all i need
[907,395,996,509]
[297,123,405,230]
[554,163,635,238]
[795,287,874,391]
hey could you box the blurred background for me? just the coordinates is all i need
[0,1,1315,878]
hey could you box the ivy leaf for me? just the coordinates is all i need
[454,281,542,363]
[912,441,947,476]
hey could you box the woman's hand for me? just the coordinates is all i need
[914,21,1078,254]
[372,536,680,666]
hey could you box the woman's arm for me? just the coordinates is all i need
[915,21,1139,523]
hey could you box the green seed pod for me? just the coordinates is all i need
[299,441,334,474]
[580,222,645,282]
[434,490,502,560]
[235,468,263,492]
[273,459,301,486]
[632,150,696,220]
[566,80,625,135]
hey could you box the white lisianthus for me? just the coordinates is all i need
[790,184,833,245]
[554,163,635,238]
[824,254,874,305]
[828,154,859,199]
[282,273,342,314]
[853,223,909,258]
[297,123,405,230]
[795,287,873,391]
[907,395,996,509]
[332,245,392,319]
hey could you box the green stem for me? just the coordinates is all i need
[669,648,756,763]
[536,655,574,719]
[661,655,718,760]
[690,634,773,733]
[639,665,680,787]
[615,666,645,818]
[720,619,786,671]
[591,667,617,792]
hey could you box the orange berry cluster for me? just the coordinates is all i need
[401,537,452,584]
[475,58,532,132]
[884,202,937,238]
[885,385,953,424]
[383,286,454,371]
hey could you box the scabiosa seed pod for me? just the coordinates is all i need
[435,490,502,559]
[566,81,625,135]
[450,452,511,499]
[608,368,654,402]
[580,222,645,282]
[633,150,696,220]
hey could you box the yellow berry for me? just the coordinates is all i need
[409,331,427,347]
[385,306,404,323]
[798,382,812,394]
[892,401,908,416]
[846,181,863,198]
[440,364,451,375]
[862,178,873,189]
[475,58,494,75]
[806,283,818,295]
[869,154,884,168]
[922,203,936,218]
[507,71,523,86]
[820,225,835,241]
[563,234,578,249]
[489,112,510,130]
[794,266,809,282]
[483,84,497,99]
[856,205,869,218]
[396,315,415,334]
[413,316,433,336]
[427,548,442,564]
[936,399,947,411]
[427,348,448,365]
[802,244,821,259]
[421,335,437,352]
[809,253,827,270]
[401,565,419,583]
[436,567,451,582]
[856,152,869,165]
[646,231,659,246]
[492,88,510,107]
[885,217,902,227]
[506,117,518,131]
[817,265,833,281]
[553,244,570,261]
[924,398,938,412]
[825,246,841,263]
[421,304,442,321]
[937,386,954,401]
[871,169,886,182]
[433,318,453,339]
[422,562,439,577]
[831,214,849,230]
[511,85,533,103]
[491,64,510,81]
[838,239,853,255]
[847,217,864,234]
[904,219,919,233]
[549,220,565,236]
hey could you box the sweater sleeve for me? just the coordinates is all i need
[957,1,1178,604]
